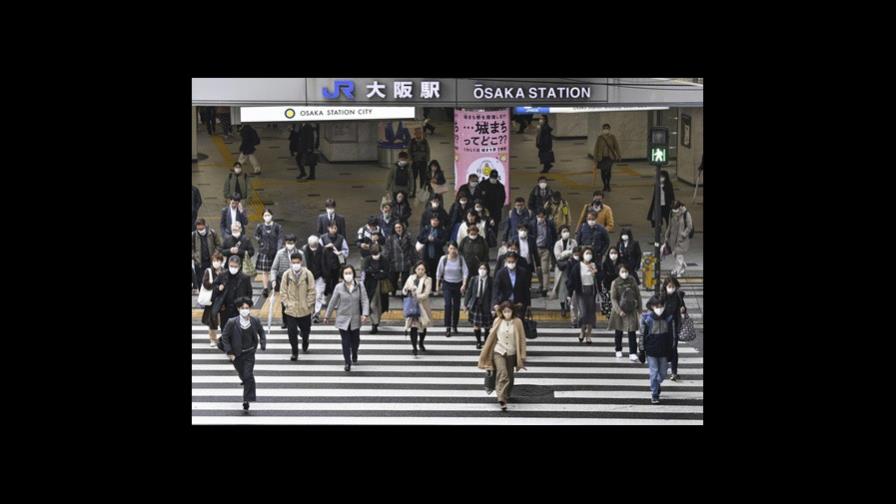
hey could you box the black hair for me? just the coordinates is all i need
[536,208,546,216]
[325,198,336,208]
[457,191,470,200]
[663,277,681,290]
[504,251,519,260]
[517,222,529,229]
[429,160,441,170]
[341,264,356,277]
[235,297,253,308]
[467,224,480,233]
[489,171,498,178]
[367,216,378,226]
[195,218,206,226]
[647,294,665,308]
[581,246,594,257]
[263,208,273,217]
[466,210,479,220]
[398,151,409,158]
[514,197,526,204]
[673,200,684,209]
[284,234,297,243]
[592,190,603,198]
[446,240,459,250]
[538,175,547,182]
[395,191,407,200]
[231,194,242,202]
[478,262,491,274]
[552,190,562,199]
[290,252,303,261]
[468,173,479,180]
[616,263,630,274]
[413,260,428,272]
[233,162,242,168]
[602,123,610,129]
[559,224,570,233]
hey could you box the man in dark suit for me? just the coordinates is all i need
[220,196,249,237]
[492,252,531,314]
[317,198,347,237]
[296,122,319,180]
[192,185,202,231]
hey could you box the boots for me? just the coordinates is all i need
[419,330,427,351]
[474,328,482,349]
[560,302,567,318]
[371,324,378,334]
[410,327,418,355]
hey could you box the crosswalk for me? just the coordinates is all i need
[192,323,703,425]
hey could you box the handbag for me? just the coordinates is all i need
[242,253,256,277]
[523,307,538,339]
[403,295,421,318]
[678,314,697,342]
[484,370,496,395]
[416,186,431,204]
[197,268,213,307]
[598,286,612,317]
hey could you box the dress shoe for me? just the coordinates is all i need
[290,354,298,361]
[243,402,249,410]
[344,364,351,372]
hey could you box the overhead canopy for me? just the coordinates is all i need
[192,78,703,108]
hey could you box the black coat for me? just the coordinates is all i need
[288,129,301,154]
[419,206,449,232]
[192,186,203,214]
[617,239,642,273]
[660,289,686,325]
[599,256,622,291]
[416,225,447,260]
[511,235,540,267]
[457,182,484,203]
[301,244,325,280]
[647,180,676,226]
[464,275,494,311]
[219,234,255,263]
[495,253,530,276]
[536,123,553,152]
[320,233,347,274]
[220,207,249,237]
[528,186,552,214]
[459,235,489,275]
[298,123,318,152]
[362,256,391,302]
[565,258,600,296]
[481,180,506,219]
[448,202,473,232]
[211,271,253,316]
[239,125,260,155]
[392,195,412,226]
[492,266,531,308]
[221,316,266,355]
[317,213,347,238]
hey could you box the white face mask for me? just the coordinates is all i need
[286,243,295,250]
[239,308,251,318]
[263,215,272,223]
[506,262,516,270]
[490,178,497,184]
[479,268,487,277]
[609,253,618,260]
[197,228,207,236]
[232,232,241,238]
[291,263,303,272]
[229,266,239,275]
[475,206,483,212]
[398,161,408,167]
[212,261,222,269]
[539,182,547,189]
[431,203,439,209]
[372,254,381,260]
[537,218,545,224]
[583,253,593,262]
[622,235,630,241]
[503,310,513,319]
[561,231,570,239]
[619,272,629,280]
[602,129,609,135]
[326,208,335,215]
[234,168,242,174]
[573,256,580,261]
[653,307,665,316]
[587,220,596,227]
[518,231,527,238]
[343,273,354,282]
[666,287,676,294]
[460,199,468,206]
[470,181,478,187]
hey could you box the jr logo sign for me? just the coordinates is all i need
[322,81,355,100]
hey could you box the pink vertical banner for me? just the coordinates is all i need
[454,109,511,206]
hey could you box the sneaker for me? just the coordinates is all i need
[629,353,639,362]
[615,351,623,358]
[670,374,680,381]
[209,340,218,347]
[650,397,660,404]
[312,315,321,324]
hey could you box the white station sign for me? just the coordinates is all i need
[239,106,415,122]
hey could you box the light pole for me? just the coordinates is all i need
[648,127,669,296]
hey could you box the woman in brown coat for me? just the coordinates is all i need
[477,301,528,411]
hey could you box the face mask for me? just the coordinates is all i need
[291,263,302,272]
[469,233,478,238]
[653,307,665,316]
[343,273,354,282]
[234,168,242,174]
[661,177,666,182]
[398,161,408,167]
[475,206,483,212]
[470,181,478,188]
[460,200,468,206]
[587,220,596,227]
[602,129,609,135]
[503,310,513,319]
[286,243,295,250]
[232,232,241,238]
[666,287,676,294]
[263,215,272,223]
[212,261,222,269]
[622,235,630,241]
[197,228,207,235]
[561,231,570,239]
[619,272,629,280]
[518,231,527,238]
[537,218,545,224]
[573,256,580,261]
[372,254,381,260]
[479,269,487,277]
[229,266,239,274]
[583,253,593,262]
[539,183,547,189]
[239,308,251,318]
[506,262,516,270]
[490,178,497,184]
[326,208,335,215]
[609,253,618,260]
[432,203,439,209]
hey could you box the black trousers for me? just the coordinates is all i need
[598,157,614,187]
[615,330,637,354]
[412,160,427,190]
[425,257,439,282]
[285,314,312,354]
[391,269,411,294]
[442,281,462,328]
[339,327,361,364]
[193,261,209,290]
[671,316,680,373]
[232,350,256,402]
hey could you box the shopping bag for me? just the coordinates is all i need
[678,314,697,342]
[403,296,421,318]
[242,253,256,277]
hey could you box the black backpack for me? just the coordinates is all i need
[395,166,409,186]
[620,283,637,314]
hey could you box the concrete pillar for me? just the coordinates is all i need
[586,111,649,161]
[318,121,379,162]
[550,113,588,138]
[675,108,703,185]
[191,106,198,162]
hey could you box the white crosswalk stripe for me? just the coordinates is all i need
[191,324,703,425]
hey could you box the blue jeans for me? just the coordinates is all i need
[647,356,668,399]
[442,281,462,328]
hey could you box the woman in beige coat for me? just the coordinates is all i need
[402,260,433,356]
[477,301,528,411]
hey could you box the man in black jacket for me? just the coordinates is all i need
[456,173,485,204]
[192,185,202,231]
[296,122,319,180]
[492,252,531,314]
[481,170,507,233]
[220,297,266,411]
[238,123,262,175]
[212,255,254,324]
[317,198,347,238]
